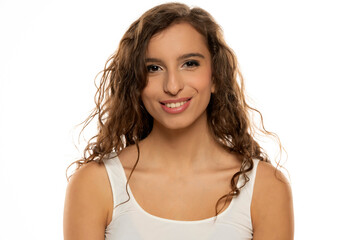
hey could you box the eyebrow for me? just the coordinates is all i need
[145,53,205,63]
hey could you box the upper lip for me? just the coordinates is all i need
[160,97,191,104]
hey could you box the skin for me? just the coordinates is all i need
[139,22,217,172]
[63,22,294,239]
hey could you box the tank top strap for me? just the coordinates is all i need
[238,159,260,197]
[232,159,260,213]
[103,152,129,208]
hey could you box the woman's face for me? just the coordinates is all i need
[141,22,214,130]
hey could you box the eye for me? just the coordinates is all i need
[146,65,162,73]
[182,60,200,68]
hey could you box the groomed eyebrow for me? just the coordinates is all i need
[177,53,205,60]
[145,52,205,63]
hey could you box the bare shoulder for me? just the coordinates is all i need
[64,161,113,240]
[251,161,294,240]
[66,162,111,202]
[254,161,291,189]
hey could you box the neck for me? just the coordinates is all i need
[141,113,224,173]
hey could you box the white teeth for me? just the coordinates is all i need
[165,101,187,108]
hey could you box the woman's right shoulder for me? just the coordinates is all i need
[64,161,113,239]
[67,161,111,194]
[70,160,108,182]
[66,160,113,212]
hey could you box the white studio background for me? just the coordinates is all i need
[0,0,359,239]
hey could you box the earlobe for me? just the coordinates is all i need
[211,78,216,93]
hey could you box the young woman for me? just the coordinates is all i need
[63,3,294,240]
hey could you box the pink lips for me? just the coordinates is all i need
[160,97,191,104]
[160,98,192,114]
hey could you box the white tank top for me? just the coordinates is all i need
[103,152,259,240]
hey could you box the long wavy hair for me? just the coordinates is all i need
[70,2,281,222]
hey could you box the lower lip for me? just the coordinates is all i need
[160,99,191,114]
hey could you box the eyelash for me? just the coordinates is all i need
[183,60,200,68]
[146,60,200,73]
[146,65,161,73]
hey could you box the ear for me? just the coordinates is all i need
[211,76,216,93]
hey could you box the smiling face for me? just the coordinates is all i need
[141,22,215,130]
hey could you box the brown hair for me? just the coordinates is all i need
[70,2,281,222]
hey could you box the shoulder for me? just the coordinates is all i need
[64,161,113,240]
[251,161,294,240]
[71,160,108,181]
[253,160,291,192]
[66,161,111,199]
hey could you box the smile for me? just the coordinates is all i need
[160,98,192,114]
[164,100,188,108]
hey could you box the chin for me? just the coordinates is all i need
[151,108,208,131]
[160,120,192,130]
[157,113,206,131]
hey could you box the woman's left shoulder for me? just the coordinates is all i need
[254,161,291,188]
[251,161,294,239]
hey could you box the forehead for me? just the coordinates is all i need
[146,22,209,58]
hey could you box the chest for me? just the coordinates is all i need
[123,167,238,221]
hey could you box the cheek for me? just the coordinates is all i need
[190,68,213,91]
[141,83,158,111]
[141,89,151,108]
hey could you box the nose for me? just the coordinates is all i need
[163,69,184,96]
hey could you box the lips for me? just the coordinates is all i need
[160,97,192,114]
[159,97,192,104]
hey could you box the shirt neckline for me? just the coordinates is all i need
[113,153,239,224]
